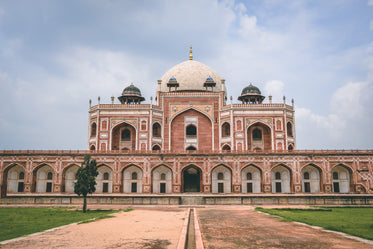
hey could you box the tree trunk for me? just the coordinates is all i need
[83,194,87,213]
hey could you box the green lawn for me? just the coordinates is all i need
[255,207,373,241]
[0,207,129,242]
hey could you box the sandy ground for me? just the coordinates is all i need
[198,206,373,249]
[1,208,186,249]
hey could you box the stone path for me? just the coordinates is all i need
[198,207,373,249]
[2,205,373,249]
[1,208,186,249]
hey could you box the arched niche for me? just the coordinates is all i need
[96,165,113,193]
[170,109,212,152]
[271,165,291,193]
[152,165,172,193]
[33,164,54,193]
[182,165,202,192]
[5,165,25,194]
[247,122,272,151]
[301,165,321,193]
[63,165,79,193]
[211,165,231,193]
[332,165,351,193]
[123,165,143,193]
[111,122,136,151]
[241,165,261,193]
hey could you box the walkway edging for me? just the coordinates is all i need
[176,208,191,249]
[193,208,204,249]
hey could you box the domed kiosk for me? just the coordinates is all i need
[118,83,145,104]
[238,83,265,104]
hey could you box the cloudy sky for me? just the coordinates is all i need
[0,0,372,150]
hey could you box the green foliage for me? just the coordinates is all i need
[74,155,98,196]
[0,207,118,242]
[256,207,373,240]
[74,155,98,212]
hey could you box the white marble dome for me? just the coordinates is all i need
[159,60,225,93]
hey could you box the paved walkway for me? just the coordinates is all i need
[1,208,186,249]
[1,206,372,249]
[198,206,373,249]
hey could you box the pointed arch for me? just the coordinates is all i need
[301,164,322,193]
[122,164,143,193]
[287,121,294,137]
[271,164,292,193]
[152,144,161,151]
[96,164,113,193]
[33,164,55,193]
[247,122,272,151]
[90,122,97,137]
[152,122,162,138]
[241,164,262,193]
[222,144,231,151]
[151,165,172,193]
[331,164,352,193]
[182,164,202,192]
[111,121,137,151]
[62,164,80,193]
[3,163,26,195]
[170,108,213,152]
[211,164,232,193]
[221,122,230,137]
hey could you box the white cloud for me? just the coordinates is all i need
[238,15,259,39]
[330,82,367,119]
[263,80,284,102]
[296,81,373,149]
[368,0,373,6]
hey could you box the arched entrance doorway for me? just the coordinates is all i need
[182,166,201,192]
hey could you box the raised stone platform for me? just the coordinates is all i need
[1,194,373,205]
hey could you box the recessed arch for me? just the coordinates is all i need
[222,144,231,151]
[221,122,230,137]
[152,122,162,138]
[186,146,196,151]
[170,108,213,152]
[241,164,262,193]
[3,164,26,195]
[247,122,272,151]
[96,165,113,193]
[211,164,232,193]
[122,164,143,193]
[301,164,321,193]
[151,165,172,193]
[152,144,161,151]
[271,164,292,193]
[62,164,80,193]
[90,122,97,137]
[111,122,136,151]
[331,164,352,193]
[186,124,197,136]
[182,165,202,192]
[287,121,293,137]
[33,164,54,193]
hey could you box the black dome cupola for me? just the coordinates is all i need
[238,83,265,104]
[118,83,145,104]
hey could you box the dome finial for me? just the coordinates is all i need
[189,46,193,60]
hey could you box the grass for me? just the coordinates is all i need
[0,207,131,242]
[255,206,373,241]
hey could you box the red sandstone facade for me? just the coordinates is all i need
[1,51,372,197]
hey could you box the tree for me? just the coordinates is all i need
[74,155,98,213]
